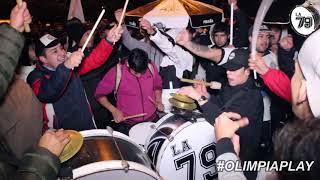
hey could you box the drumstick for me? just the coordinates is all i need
[180,78,221,90]
[113,0,129,45]
[181,78,211,86]
[117,0,129,28]
[111,113,147,122]
[16,0,30,32]
[124,113,147,120]
[229,3,234,46]
[81,9,105,52]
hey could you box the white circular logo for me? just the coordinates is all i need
[229,52,235,60]
[290,6,319,36]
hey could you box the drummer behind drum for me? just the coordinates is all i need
[95,48,163,135]
[178,49,263,179]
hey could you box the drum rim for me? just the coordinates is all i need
[145,114,208,147]
[80,129,147,153]
[72,160,161,179]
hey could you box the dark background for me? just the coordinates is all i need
[0,0,305,23]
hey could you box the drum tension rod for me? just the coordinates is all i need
[106,126,130,172]
[150,124,174,142]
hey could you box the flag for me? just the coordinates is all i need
[68,0,85,23]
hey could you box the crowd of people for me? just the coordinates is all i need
[0,0,320,179]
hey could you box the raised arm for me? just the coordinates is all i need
[176,30,223,63]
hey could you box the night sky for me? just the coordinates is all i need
[0,0,305,23]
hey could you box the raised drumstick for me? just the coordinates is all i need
[180,78,221,90]
[113,0,129,45]
[81,9,105,52]
[117,0,129,28]
[16,0,30,32]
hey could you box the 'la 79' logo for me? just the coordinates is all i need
[296,15,313,28]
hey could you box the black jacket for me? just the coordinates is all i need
[0,137,60,180]
[278,46,295,79]
[201,78,264,162]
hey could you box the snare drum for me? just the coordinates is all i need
[62,129,160,180]
[145,113,218,180]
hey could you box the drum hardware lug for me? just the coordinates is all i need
[168,135,174,142]
[121,160,130,172]
[107,126,130,172]
[151,124,156,129]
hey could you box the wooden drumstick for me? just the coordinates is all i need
[180,78,222,90]
[81,9,105,52]
[16,0,30,32]
[117,0,129,28]
[113,0,129,45]
[111,113,147,122]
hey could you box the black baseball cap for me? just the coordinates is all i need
[35,34,61,57]
[222,49,249,71]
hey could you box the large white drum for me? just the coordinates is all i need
[145,113,218,180]
[62,129,160,180]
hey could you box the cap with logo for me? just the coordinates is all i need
[297,28,320,118]
[248,24,273,37]
[35,34,61,57]
[222,49,250,71]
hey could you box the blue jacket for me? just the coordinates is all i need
[27,64,96,131]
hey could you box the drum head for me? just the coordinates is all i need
[65,130,160,180]
[129,122,155,146]
[145,115,217,180]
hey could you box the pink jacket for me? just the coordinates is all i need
[95,61,162,125]
[261,68,292,103]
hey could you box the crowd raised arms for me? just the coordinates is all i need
[1,0,320,180]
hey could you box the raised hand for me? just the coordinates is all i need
[64,49,84,69]
[10,2,32,32]
[176,30,192,46]
[106,25,123,43]
[248,53,270,75]
[139,18,156,35]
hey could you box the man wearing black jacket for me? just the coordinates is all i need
[178,49,263,178]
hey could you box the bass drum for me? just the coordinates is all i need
[145,113,218,180]
[62,129,160,180]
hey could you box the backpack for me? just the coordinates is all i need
[114,63,155,96]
